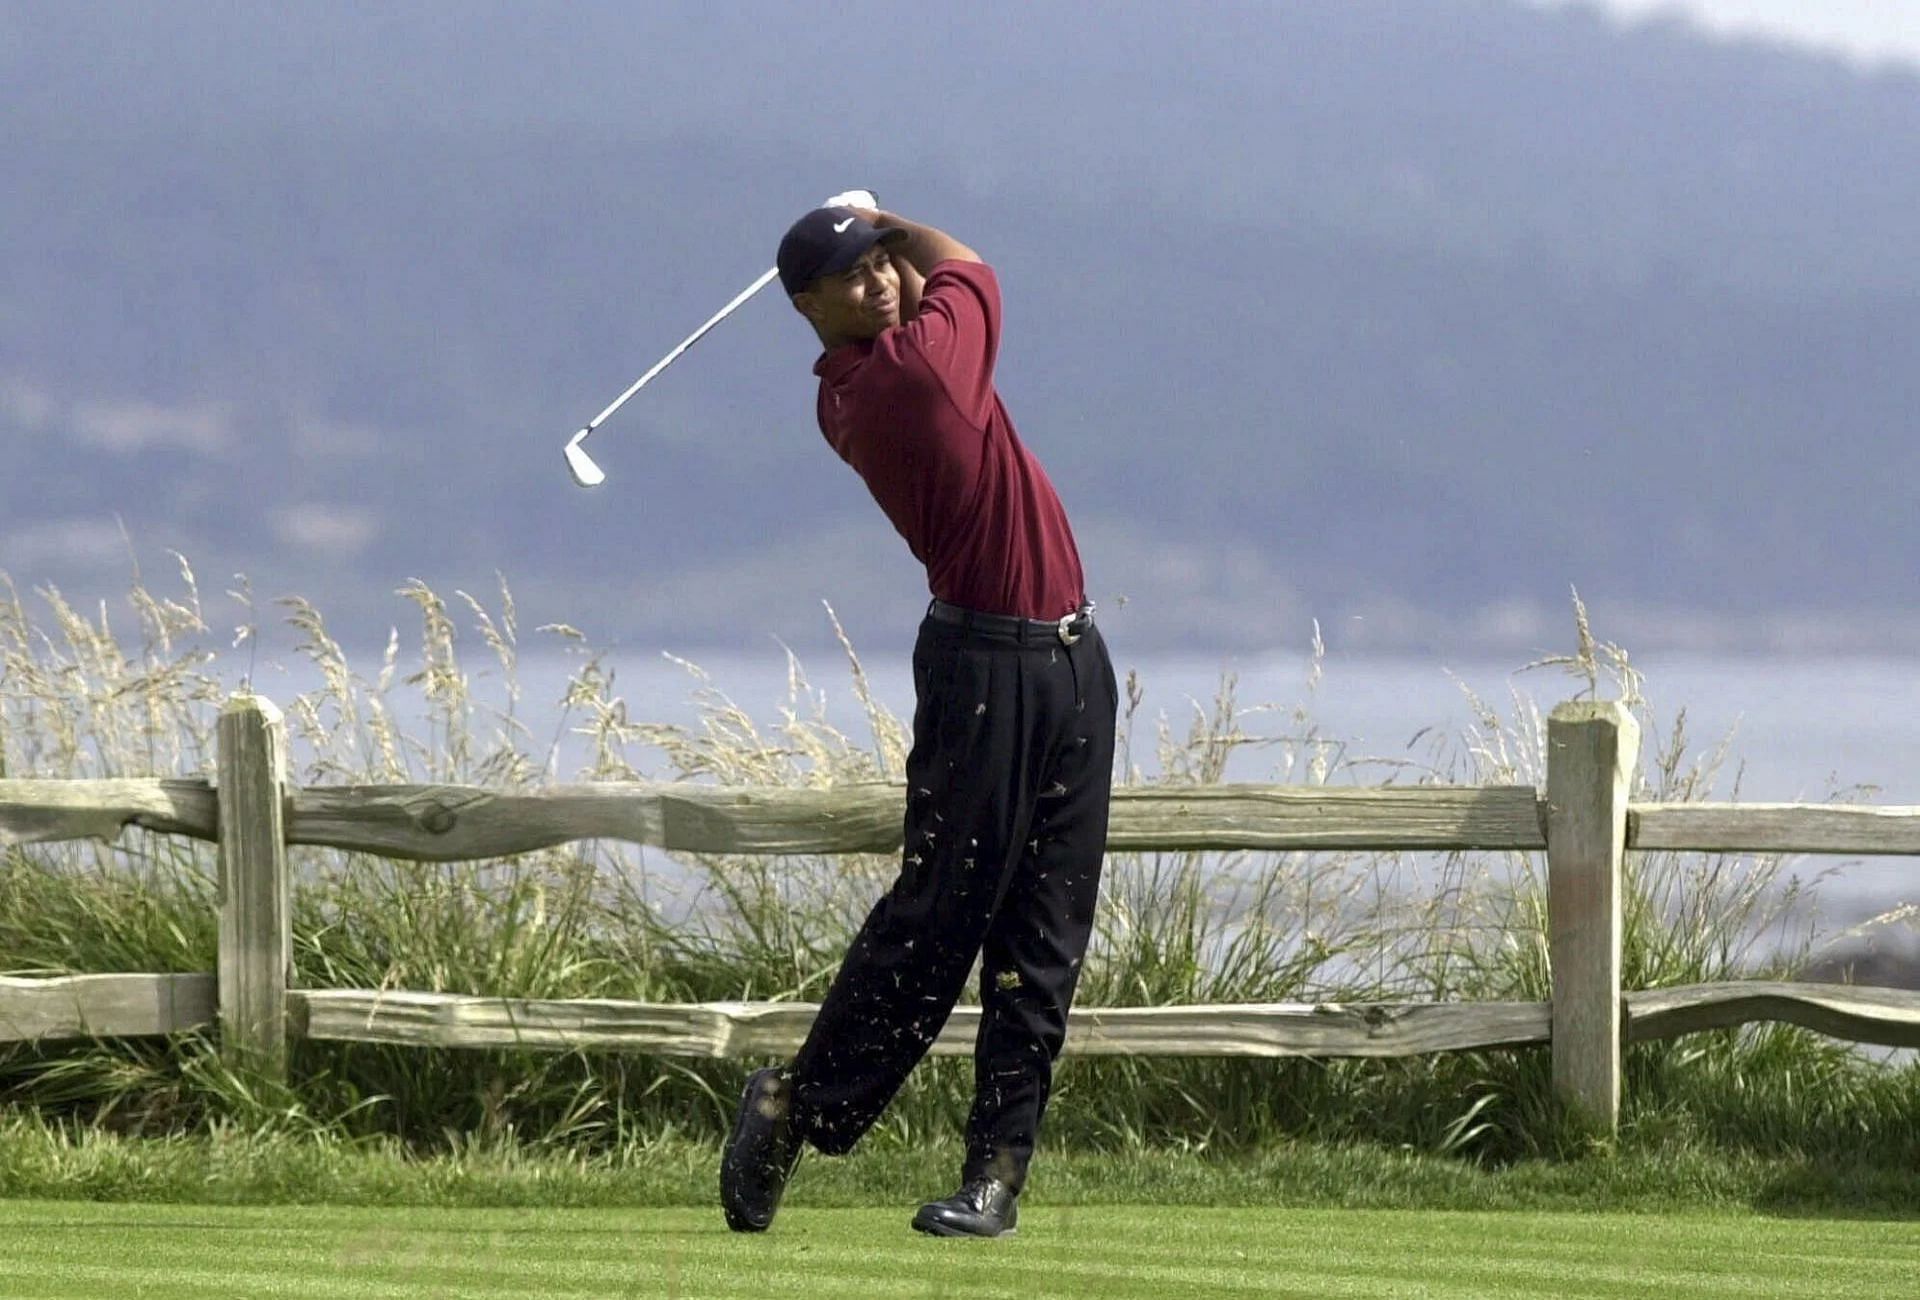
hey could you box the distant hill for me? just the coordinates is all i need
[4,1,1918,657]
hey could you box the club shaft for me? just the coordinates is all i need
[585,265,781,432]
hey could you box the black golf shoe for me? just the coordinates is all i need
[720,1067,803,1232]
[911,1176,1019,1237]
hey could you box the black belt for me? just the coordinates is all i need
[927,599,1095,645]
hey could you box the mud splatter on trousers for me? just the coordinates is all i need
[787,609,1118,1194]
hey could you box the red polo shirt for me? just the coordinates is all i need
[813,260,1086,621]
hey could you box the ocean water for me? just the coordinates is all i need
[235,647,1920,792]
[232,645,1920,934]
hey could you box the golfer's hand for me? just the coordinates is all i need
[822,188,879,212]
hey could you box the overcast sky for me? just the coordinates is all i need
[1530,0,1920,68]
[8,0,1920,662]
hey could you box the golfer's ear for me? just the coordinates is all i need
[791,291,821,325]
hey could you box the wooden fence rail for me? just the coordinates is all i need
[7,976,1918,1060]
[0,779,1550,857]
[3,694,1919,1135]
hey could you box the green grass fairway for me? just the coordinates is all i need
[0,1200,1914,1299]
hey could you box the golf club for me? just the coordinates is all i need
[563,265,780,487]
[564,188,879,488]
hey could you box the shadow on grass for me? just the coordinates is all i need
[19,1214,745,1238]
[1749,1162,1920,1222]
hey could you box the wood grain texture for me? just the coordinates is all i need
[1627,981,1920,1049]
[11,977,1914,1059]
[0,974,216,1041]
[216,696,290,1072]
[0,778,216,846]
[287,782,903,859]
[291,991,1553,1059]
[1103,786,1546,851]
[1546,701,1638,1134]
[1632,803,1920,855]
[282,782,1546,861]
[1066,1001,1552,1057]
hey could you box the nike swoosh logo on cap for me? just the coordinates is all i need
[833,217,856,233]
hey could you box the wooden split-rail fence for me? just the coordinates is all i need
[3,695,1919,1134]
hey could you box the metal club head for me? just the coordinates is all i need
[564,428,606,487]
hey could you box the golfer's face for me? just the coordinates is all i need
[807,246,900,340]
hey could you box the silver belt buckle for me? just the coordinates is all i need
[1056,611,1083,646]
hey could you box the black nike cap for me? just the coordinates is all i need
[777,207,908,297]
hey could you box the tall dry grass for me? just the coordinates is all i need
[2,561,1916,1163]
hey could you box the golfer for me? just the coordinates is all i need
[720,199,1118,1238]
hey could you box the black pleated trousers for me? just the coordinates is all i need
[787,608,1118,1192]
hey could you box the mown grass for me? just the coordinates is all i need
[2,1114,1917,1216]
[2,1198,1916,1300]
[2,561,1917,1176]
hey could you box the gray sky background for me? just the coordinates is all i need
[6,0,1918,663]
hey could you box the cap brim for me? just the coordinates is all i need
[814,223,909,279]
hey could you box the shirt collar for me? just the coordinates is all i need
[813,338,875,383]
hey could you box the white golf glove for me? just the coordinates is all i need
[821,189,878,211]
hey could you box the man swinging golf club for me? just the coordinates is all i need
[720,196,1118,1238]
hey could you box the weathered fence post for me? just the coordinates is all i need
[217,694,290,1077]
[1546,699,1638,1136]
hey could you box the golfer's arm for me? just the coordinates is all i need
[892,253,927,320]
[870,212,981,275]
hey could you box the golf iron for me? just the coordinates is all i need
[563,264,782,487]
